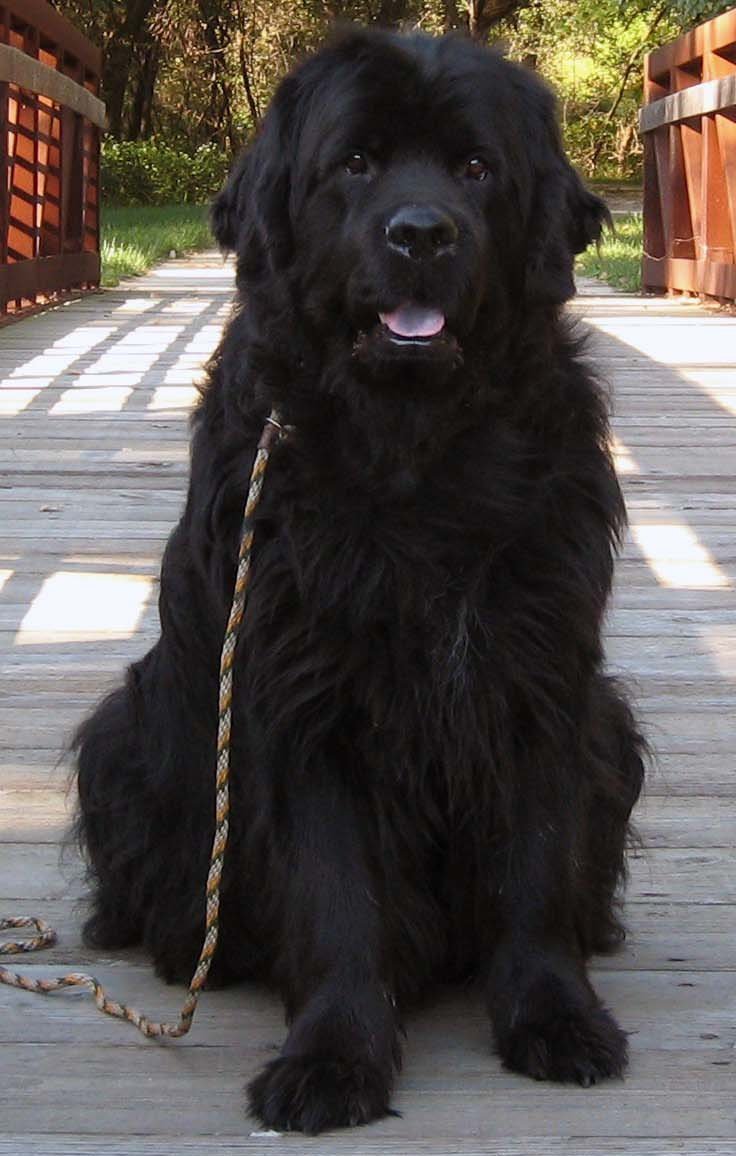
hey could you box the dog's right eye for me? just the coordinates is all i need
[464,156,490,182]
[344,152,369,176]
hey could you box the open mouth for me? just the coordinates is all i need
[378,303,447,344]
[352,301,461,371]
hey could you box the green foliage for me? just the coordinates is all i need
[502,0,681,178]
[671,0,734,26]
[576,213,643,293]
[101,140,229,206]
[100,204,214,285]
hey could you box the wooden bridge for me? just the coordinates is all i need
[0,252,734,1154]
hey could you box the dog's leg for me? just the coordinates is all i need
[246,768,399,1133]
[75,682,147,950]
[484,788,628,1086]
[582,679,646,955]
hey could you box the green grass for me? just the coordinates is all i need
[100,204,214,287]
[576,212,643,293]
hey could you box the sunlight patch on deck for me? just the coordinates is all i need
[85,325,185,380]
[15,571,153,644]
[50,326,118,351]
[162,298,213,315]
[183,324,221,355]
[49,386,133,415]
[677,368,736,416]
[148,384,200,411]
[1,323,121,413]
[7,327,117,382]
[699,625,736,679]
[111,298,159,315]
[0,386,46,414]
[148,266,233,279]
[631,522,731,589]
[611,435,638,475]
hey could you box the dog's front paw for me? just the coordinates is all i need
[499,1002,628,1087]
[247,1054,395,1134]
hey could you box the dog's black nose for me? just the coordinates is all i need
[385,205,458,260]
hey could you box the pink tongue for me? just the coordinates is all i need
[379,304,445,338]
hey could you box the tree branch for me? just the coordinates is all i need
[591,2,668,168]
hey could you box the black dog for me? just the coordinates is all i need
[75,28,645,1134]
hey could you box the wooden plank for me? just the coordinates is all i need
[633,795,736,847]
[4,1137,734,1156]
[4,842,736,906]
[611,587,736,610]
[0,1073,734,1141]
[0,974,734,1139]
[1,703,735,749]
[9,893,736,973]
[639,74,736,133]
[0,739,733,798]
[645,8,736,76]
[606,609,736,634]
[0,251,101,308]
[3,790,735,848]
[641,256,736,301]
[0,735,730,799]
[2,1142,736,1156]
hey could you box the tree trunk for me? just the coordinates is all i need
[234,0,262,131]
[373,0,411,26]
[466,0,528,40]
[127,39,161,141]
[196,0,240,150]
[240,47,262,130]
[140,45,159,139]
[103,0,160,138]
[442,1,462,33]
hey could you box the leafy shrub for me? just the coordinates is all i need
[101,140,231,206]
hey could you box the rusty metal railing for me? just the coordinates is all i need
[0,0,105,318]
[640,8,736,303]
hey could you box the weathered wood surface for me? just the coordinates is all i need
[0,258,734,1154]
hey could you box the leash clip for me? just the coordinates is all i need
[258,411,289,450]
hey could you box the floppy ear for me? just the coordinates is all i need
[524,95,611,306]
[210,150,250,252]
[210,76,299,273]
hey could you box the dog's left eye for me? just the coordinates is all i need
[344,151,369,176]
[464,156,490,181]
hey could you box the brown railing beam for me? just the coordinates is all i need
[640,75,736,131]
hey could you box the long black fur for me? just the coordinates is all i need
[74,28,645,1133]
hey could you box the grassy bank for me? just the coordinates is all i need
[577,212,643,293]
[100,204,213,286]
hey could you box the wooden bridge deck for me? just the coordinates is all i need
[0,255,734,1155]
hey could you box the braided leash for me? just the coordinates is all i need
[0,412,285,1038]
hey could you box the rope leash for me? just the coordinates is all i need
[0,411,285,1039]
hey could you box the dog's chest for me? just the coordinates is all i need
[266,489,498,718]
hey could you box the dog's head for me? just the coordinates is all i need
[212,29,608,384]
